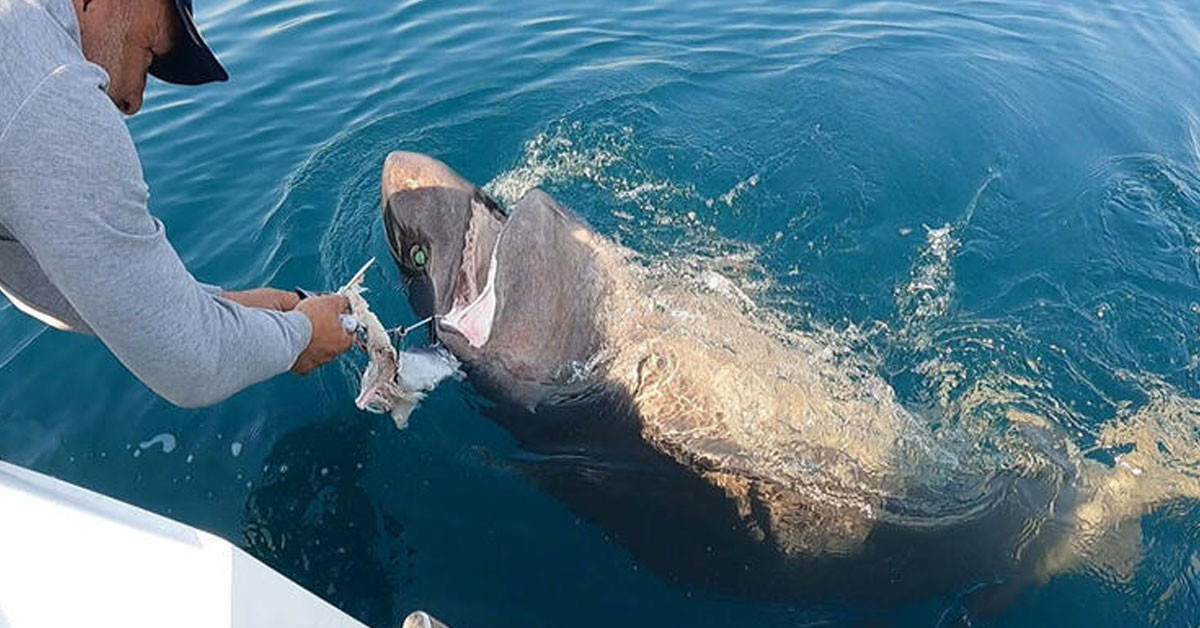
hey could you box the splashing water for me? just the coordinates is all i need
[896,170,1002,339]
[484,121,629,206]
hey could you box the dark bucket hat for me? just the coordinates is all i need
[148,0,228,85]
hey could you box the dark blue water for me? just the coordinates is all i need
[4,0,1200,625]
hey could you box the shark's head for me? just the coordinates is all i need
[381,152,508,349]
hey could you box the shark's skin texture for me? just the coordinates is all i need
[378,151,1200,606]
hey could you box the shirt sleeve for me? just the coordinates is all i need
[197,282,225,296]
[0,63,312,408]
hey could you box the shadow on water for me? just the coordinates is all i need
[472,376,1076,614]
[241,419,414,627]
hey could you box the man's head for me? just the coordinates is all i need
[73,0,227,115]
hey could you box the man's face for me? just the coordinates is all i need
[77,0,178,115]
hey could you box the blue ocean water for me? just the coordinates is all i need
[4,0,1200,625]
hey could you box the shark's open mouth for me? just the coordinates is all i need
[441,198,503,348]
[451,203,483,308]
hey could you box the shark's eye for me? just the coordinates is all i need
[410,244,428,268]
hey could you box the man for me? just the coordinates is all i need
[0,0,354,408]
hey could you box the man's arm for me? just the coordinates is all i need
[0,63,333,407]
[220,288,300,312]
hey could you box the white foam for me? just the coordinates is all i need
[482,121,696,226]
[896,170,1001,340]
[716,173,760,207]
[138,433,177,454]
[483,123,624,205]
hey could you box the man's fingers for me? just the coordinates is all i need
[293,294,357,375]
[277,290,301,311]
[291,357,313,375]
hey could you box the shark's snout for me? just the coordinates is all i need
[382,151,474,205]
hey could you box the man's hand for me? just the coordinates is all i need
[221,288,301,311]
[292,294,355,375]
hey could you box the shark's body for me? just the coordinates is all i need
[379,151,1198,606]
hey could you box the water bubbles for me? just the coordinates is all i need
[138,433,177,454]
[717,173,760,207]
[896,222,959,331]
[230,442,243,457]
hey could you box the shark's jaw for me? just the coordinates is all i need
[440,198,505,348]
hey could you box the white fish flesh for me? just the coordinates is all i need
[338,259,460,429]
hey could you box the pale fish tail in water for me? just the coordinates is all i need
[338,258,460,428]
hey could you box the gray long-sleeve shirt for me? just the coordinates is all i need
[0,0,312,408]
